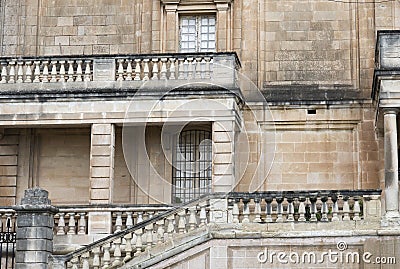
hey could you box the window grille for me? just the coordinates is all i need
[172,130,212,203]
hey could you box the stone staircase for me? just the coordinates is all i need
[49,190,382,269]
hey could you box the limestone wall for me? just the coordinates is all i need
[235,104,383,192]
[0,0,399,92]
[35,128,90,205]
[0,129,19,206]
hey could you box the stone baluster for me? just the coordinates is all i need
[137,212,143,224]
[195,57,202,79]
[59,60,66,82]
[143,59,150,81]
[298,197,306,222]
[81,253,90,269]
[188,206,198,230]
[178,58,185,79]
[92,247,101,269]
[156,219,165,243]
[117,59,124,81]
[309,196,318,222]
[265,197,273,223]
[115,212,123,233]
[25,61,33,83]
[101,243,111,268]
[78,213,86,235]
[84,60,91,81]
[70,257,79,269]
[147,211,154,220]
[126,212,133,228]
[134,228,143,256]
[67,212,76,235]
[204,57,211,79]
[232,198,240,223]
[286,197,295,222]
[0,62,6,84]
[321,195,329,222]
[16,61,23,83]
[276,197,284,222]
[50,61,58,82]
[42,61,49,82]
[353,197,361,221]
[160,58,168,80]
[187,58,194,79]
[124,233,133,262]
[0,62,7,83]
[169,58,176,80]
[33,61,41,83]
[253,197,262,223]
[151,58,159,80]
[76,60,83,82]
[331,195,340,221]
[8,61,16,83]
[134,59,141,80]
[178,210,187,234]
[126,59,133,81]
[166,214,175,238]
[199,201,207,226]
[242,198,250,223]
[342,196,350,221]
[112,238,122,266]
[67,60,75,82]
[57,212,66,235]
[145,224,153,249]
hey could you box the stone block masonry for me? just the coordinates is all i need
[13,187,58,269]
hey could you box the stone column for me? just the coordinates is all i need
[164,3,178,53]
[383,109,400,221]
[13,187,58,269]
[88,123,115,234]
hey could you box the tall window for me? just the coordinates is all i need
[172,130,212,203]
[179,15,216,53]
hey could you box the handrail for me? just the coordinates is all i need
[53,192,225,262]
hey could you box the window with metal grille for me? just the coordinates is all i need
[172,129,212,203]
[179,15,216,53]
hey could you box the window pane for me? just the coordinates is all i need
[180,15,216,53]
[172,130,212,203]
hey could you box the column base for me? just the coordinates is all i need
[381,211,400,227]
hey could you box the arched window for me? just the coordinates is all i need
[172,129,212,203]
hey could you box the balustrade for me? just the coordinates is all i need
[226,190,381,224]
[0,53,240,86]
[53,205,171,235]
[0,58,92,84]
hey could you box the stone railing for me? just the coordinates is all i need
[54,204,172,236]
[227,190,382,223]
[50,195,211,269]
[50,190,381,268]
[0,208,17,231]
[0,52,240,85]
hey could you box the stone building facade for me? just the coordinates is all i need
[0,0,399,268]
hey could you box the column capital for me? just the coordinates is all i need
[214,0,233,4]
[383,108,399,115]
[216,3,230,11]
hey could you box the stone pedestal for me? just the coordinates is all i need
[13,187,58,269]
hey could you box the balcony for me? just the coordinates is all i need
[372,30,400,103]
[0,52,241,98]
